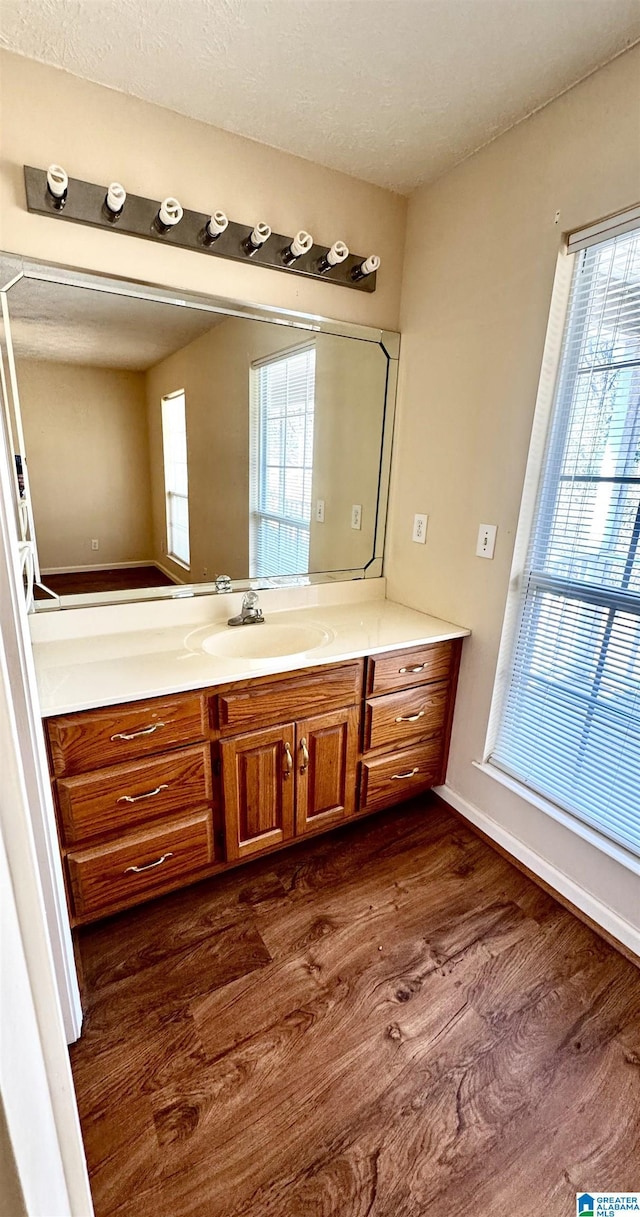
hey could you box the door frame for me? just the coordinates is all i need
[0,334,91,1211]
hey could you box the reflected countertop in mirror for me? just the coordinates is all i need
[0,254,399,612]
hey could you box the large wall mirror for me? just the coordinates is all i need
[0,254,398,611]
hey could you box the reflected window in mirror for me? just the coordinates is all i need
[250,345,316,578]
[161,389,190,569]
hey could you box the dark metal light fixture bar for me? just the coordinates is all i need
[23,166,379,293]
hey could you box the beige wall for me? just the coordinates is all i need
[145,320,256,582]
[386,45,640,935]
[0,51,406,332]
[17,359,154,570]
[145,318,387,580]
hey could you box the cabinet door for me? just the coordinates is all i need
[221,724,295,861]
[295,707,358,836]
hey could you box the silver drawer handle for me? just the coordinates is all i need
[117,784,169,804]
[124,852,174,874]
[391,767,420,780]
[394,710,425,723]
[110,722,166,742]
[399,664,426,674]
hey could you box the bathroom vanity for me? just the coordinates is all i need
[2,257,467,934]
[35,593,468,925]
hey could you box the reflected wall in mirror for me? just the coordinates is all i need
[0,257,398,609]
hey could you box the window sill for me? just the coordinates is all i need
[472,760,640,877]
[167,554,190,573]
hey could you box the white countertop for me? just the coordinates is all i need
[31,584,469,717]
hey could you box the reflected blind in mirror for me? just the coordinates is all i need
[491,226,640,855]
[250,345,316,578]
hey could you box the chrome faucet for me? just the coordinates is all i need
[227,590,264,627]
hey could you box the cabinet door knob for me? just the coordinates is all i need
[299,737,309,774]
[283,741,293,779]
[110,722,165,742]
[117,784,169,804]
[398,664,426,674]
[124,852,174,874]
[394,710,425,723]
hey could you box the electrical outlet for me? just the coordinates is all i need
[91,538,99,551]
[476,524,497,559]
[412,513,428,544]
[351,504,362,530]
[316,499,325,523]
[202,567,208,578]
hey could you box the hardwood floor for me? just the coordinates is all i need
[71,795,640,1217]
[34,565,175,598]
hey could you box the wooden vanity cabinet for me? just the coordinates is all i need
[220,723,295,860]
[217,664,361,860]
[359,639,462,813]
[47,692,208,776]
[44,642,462,926]
[46,691,219,925]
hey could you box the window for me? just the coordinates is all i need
[250,346,316,577]
[491,225,640,855]
[161,389,190,568]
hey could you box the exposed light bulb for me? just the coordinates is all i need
[206,210,229,241]
[105,182,126,216]
[46,164,68,205]
[156,197,183,232]
[244,222,271,254]
[282,230,313,266]
[352,254,380,280]
[318,240,349,273]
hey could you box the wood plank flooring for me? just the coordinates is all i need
[71,796,640,1217]
[34,565,174,598]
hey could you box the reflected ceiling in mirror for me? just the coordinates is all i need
[0,258,398,610]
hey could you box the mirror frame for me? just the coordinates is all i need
[0,251,399,612]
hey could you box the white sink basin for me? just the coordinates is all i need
[197,621,333,661]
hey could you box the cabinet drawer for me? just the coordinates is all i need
[66,810,214,920]
[217,662,362,735]
[47,693,208,776]
[366,642,452,696]
[364,681,448,752]
[359,739,444,811]
[56,744,212,845]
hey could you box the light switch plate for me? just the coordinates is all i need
[351,504,362,530]
[476,523,497,559]
[315,499,325,523]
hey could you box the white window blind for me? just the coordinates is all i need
[250,346,315,578]
[161,390,190,567]
[491,226,640,855]
[567,203,640,254]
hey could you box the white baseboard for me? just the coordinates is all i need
[435,783,640,961]
[152,560,184,585]
[41,560,156,575]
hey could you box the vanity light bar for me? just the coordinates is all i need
[24,166,379,293]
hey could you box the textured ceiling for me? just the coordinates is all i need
[6,277,222,370]
[1,0,639,193]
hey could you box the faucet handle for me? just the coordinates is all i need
[215,574,232,593]
[242,590,260,609]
